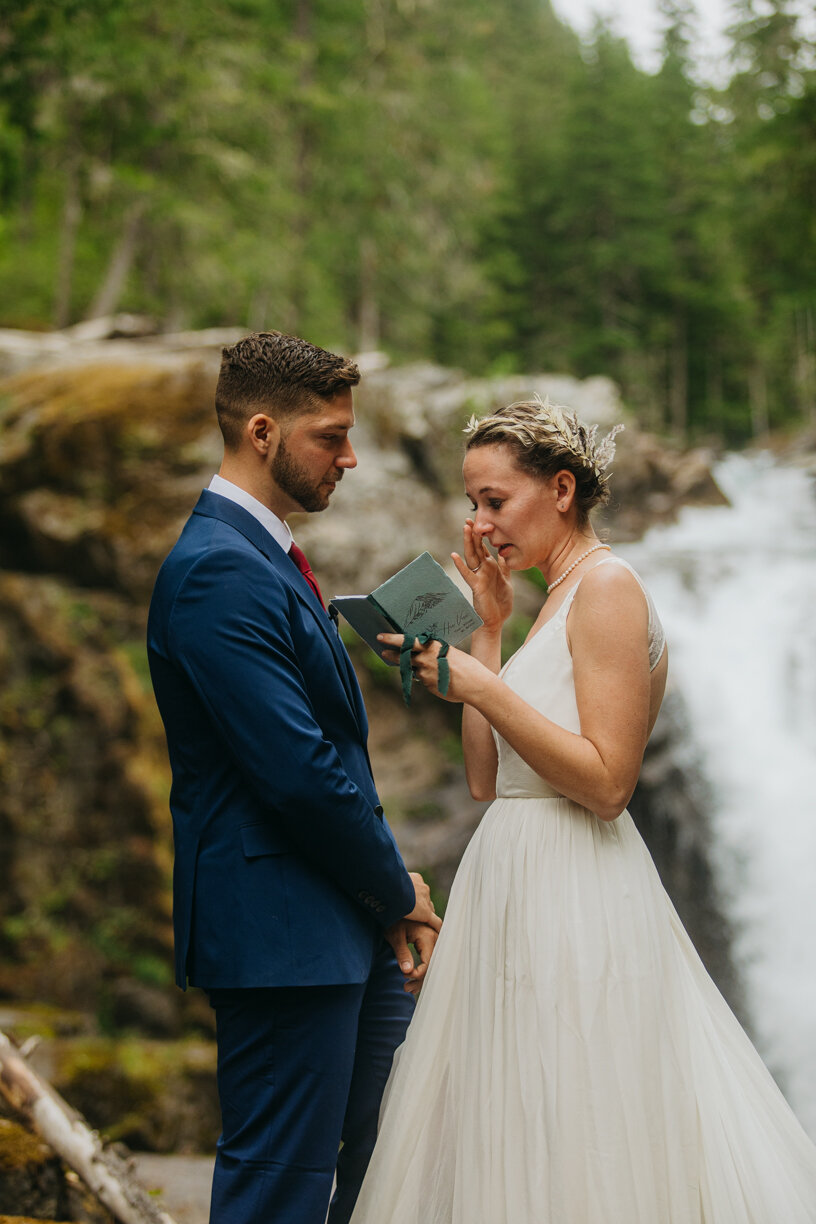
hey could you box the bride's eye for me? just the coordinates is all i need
[488,499,504,510]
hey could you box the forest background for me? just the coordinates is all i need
[1,0,815,443]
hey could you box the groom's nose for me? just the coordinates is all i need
[336,436,357,469]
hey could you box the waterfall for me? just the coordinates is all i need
[620,451,816,1140]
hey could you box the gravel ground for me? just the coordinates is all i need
[132,1153,214,1224]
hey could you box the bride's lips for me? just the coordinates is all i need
[497,543,513,558]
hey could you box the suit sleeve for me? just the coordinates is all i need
[168,546,416,928]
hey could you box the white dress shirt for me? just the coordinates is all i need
[208,474,294,554]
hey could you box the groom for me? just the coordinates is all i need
[147,331,439,1224]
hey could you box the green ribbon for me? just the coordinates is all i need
[400,633,451,707]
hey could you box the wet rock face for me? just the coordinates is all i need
[0,361,221,600]
[628,693,745,1020]
[598,430,729,541]
[0,572,173,1010]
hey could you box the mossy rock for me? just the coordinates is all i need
[0,570,174,1015]
[54,1037,219,1154]
[0,359,219,599]
[0,1217,71,1224]
[0,1120,65,1220]
[0,1120,52,1172]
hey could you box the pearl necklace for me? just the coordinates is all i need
[545,543,611,593]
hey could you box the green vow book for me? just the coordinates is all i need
[330,551,483,662]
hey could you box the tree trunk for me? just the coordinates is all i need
[284,0,314,334]
[748,363,770,438]
[54,157,82,329]
[357,235,380,352]
[0,1030,177,1224]
[85,203,144,321]
[794,306,816,427]
[705,339,724,436]
[669,311,688,439]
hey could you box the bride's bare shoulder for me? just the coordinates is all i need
[568,558,650,638]
[574,556,645,602]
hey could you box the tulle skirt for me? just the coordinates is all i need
[351,797,816,1223]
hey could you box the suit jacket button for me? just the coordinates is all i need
[376,904,385,914]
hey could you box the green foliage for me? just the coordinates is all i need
[0,0,813,438]
[501,613,536,665]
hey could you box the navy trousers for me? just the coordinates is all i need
[207,941,414,1224]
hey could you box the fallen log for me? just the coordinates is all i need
[0,1031,177,1224]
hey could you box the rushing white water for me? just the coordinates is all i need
[621,451,816,1140]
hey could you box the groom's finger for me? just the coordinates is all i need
[384,921,415,975]
[410,923,439,975]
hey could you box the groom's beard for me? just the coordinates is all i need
[272,437,342,513]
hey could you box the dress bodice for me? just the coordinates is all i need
[495,556,665,800]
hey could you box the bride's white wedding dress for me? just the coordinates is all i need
[351,557,816,1223]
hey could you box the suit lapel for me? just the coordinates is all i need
[192,491,368,741]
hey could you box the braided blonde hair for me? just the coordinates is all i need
[464,397,624,524]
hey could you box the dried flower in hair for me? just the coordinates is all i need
[465,395,624,483]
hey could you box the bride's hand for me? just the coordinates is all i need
[377,635,496,706]
[451,519,513,633]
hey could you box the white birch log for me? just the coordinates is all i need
[0,1030,177,1224]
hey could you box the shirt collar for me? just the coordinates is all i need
[207,474,294,554]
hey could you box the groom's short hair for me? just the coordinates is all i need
[216,331,360,449]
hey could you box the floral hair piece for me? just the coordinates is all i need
[464,395,624,485]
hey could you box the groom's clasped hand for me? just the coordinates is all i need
[386,871,442,996]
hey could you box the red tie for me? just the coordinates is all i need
[288,543,326,610]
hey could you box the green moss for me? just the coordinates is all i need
[130,954,174,988]
[402,800,446,823]
[341,633,395,689]
[0,1003,88,1040]
[58,1036,215,1085]
[439,732,464,764]
[0,1119,51,1171]
[1,911,70,952]
[0,1217,70,1224]
[521,566,549,592]
[116,641,153,695]
[501,613,535,664]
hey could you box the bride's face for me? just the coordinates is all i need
[463,444,561,570]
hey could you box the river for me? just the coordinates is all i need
[621,450,816,1140]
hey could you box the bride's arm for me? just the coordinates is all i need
[452,520,514,801]
[462,625,501,800]
[393,565,652,822]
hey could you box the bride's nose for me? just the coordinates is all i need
[473,514,495,536]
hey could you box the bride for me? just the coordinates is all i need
[350,399,816,1223]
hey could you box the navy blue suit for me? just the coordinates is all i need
[147,490,416,1222]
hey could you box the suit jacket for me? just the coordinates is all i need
[147,490,416,989]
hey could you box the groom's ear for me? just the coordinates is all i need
[246,412,281,458]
